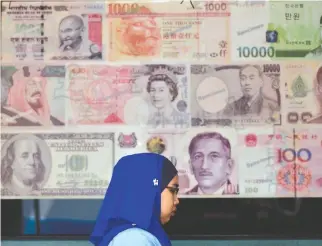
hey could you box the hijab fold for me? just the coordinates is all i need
[90,153,176,246]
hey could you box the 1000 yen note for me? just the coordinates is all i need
[190,63,281,127]
[0,132,114,199]
[66,64,189,128]
[282,62,322,124]
[268,1,322,60]
[107,0,230,62]
[1,64,65,127]
[1,2,104,62]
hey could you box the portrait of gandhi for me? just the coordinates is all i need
[58,15,85,52]
[186,132,237,195]
[1,137,47,195]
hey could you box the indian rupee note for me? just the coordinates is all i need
[1,64,65,127]
[190,63,281,127]
[65,64,189,128]
[1,1,104,62]
[268,1,322,60]
[293,127,322,198]
[237,126,297,198]
[0,132,114,199]
[282,61,322,124]
[107,0,230,62]
[230,0,274,61]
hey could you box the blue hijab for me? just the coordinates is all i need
[89,153,177,246]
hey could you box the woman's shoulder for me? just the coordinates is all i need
[108,227,161,246]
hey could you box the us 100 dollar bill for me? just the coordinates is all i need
[1,132,114,199]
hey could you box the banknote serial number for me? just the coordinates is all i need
[40,188,106,196]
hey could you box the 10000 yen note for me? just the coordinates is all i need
[1,2,104,61]
[66,64,189,128]
[268,1,322,60]
[107,1,230,62]
[1,132,114,199]
[190,63,281,127]
[1,64,65,127]
[283,62,322,124]
[293,128,322,197]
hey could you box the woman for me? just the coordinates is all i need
[90,153,179,246]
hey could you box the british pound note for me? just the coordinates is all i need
[0,132,114,199]
[283,62,322,124]
[1,2,104,61]
[230,0,274,61]
[175,127,239,197]
[1,64,65,127]
[107,0,230,62]
[268,1,322,60]
[292,127,322,198]
[190,63,281,127]
[237,126,296,198]
[66,64,189,128]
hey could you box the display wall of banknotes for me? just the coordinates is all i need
[1,0,321,199]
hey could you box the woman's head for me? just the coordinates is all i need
[147,74,178,109]
[91,153,179,244]
[160,158,180,224]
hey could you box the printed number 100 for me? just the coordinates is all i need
[237,46,275,58]
[277,148,312,163]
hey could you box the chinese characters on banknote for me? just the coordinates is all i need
[1,0,321,198]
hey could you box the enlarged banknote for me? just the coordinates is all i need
[1,64,65,127]
[237,126,297,198]
[190,63,281,127]
[175,127,239,197]
[230,0,273,61]
[107,0,230,62]
[268,1,322,60]
[283,62,322,124]
[1,2,104,61]
[293,127,322,198]
[66,64,189,128]
[0,132,114,199]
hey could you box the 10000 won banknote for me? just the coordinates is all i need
[107,1,230,62]
[0,132,114,198]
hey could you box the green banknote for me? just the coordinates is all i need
[268,1,322,60]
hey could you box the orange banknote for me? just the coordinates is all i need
[107,0,231,62]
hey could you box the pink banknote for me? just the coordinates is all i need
[66,64,189,128]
